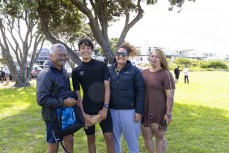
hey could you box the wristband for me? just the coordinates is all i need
[103,104,109,108]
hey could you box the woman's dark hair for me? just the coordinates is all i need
[78,38,94,50]
[119,41,137,57]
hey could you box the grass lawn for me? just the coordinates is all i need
[0,71,228,153]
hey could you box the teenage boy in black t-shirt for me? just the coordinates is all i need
[72,38,115,153]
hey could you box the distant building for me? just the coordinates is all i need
[131,42,225,61]
[35,48,50,66]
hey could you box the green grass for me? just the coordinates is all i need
[0,71,229,153]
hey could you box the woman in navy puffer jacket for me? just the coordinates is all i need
[108,42,144,153]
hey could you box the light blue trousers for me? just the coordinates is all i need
[110,109,141,153]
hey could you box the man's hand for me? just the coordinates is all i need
[63,98,78,107]
[76,99,82,106]
[134,113,142,123]
[98,107,108,121]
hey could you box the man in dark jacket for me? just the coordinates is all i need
[174,66,180,83]
[36,43,78,153]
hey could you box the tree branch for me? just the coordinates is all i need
[118,0,144,46]
[37,0,81,64]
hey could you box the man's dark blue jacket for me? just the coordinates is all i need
[36,59,76,122]
[108,60,144,114]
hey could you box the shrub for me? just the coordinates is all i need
[175,58,192,66]
[200,60,228,69]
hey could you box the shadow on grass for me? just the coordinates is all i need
[0,87,45,153]
[0,87,228,153]
[0,87,88,153]
[167,103,229,153]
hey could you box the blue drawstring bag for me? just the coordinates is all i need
[53,105,84,137]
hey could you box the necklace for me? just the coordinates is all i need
[116,65,124,72]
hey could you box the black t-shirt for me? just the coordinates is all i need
[72,59,109,114]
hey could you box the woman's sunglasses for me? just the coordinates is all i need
[116,52,128,57]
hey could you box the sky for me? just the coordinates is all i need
[108,0,229,54]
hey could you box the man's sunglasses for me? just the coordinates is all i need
[116,52,128,57]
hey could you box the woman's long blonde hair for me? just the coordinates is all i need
[149,48,170,70]
[149,48,173,91]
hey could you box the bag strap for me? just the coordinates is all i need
[57,108,71,153]
[60,141,71,153]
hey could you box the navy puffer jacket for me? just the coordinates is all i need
[108,60,144,114]
[36,59,77,122]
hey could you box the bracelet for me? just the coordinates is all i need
[103,104,109,108]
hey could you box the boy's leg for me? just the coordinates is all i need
[84,125,96,153]
[101,110,115,153]
[87,134,96,153]
[104,132,115,153]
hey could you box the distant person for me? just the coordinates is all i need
[4,67,10,84]
[141,48,175,153]
[108,42,144,153]
[0,69,5,83]
[174,66,180,83]
[72,38,115,153]
[183,65,189,84]
[36,43,78,153]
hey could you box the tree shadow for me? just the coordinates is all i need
[0,88,228,153]
[0,87,88,153]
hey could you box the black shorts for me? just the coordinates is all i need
[175,75,179,79]
[84,110,113,135]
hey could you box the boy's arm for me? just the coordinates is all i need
[98,80,110,120]
[75,90,93,127]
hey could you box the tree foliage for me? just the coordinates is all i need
[0,0,45,87]
[37,0,195,63]
[37,0,93,64]
[1,0,196,75]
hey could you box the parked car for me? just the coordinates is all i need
[31,66,43,78]
[66,67,72,76]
